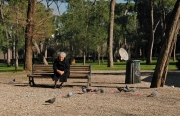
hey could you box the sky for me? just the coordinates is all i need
[42,0,129,15]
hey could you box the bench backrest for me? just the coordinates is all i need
[32,64,91,75]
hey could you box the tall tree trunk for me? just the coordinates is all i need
[146,0,160,64]
[15,7,19,71]
[24,0,36,71]
[15,39,18,71]
[7,48,11,67]
[11,38,15,66]
[146,0,154,64]
[98,53,100,65]
[173,43,176,61]
[107,0,115,67]
[83,51,86,65]
[150,0,180,88]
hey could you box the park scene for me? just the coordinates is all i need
[0,0,180,116]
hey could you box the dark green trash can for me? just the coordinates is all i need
[125,60,141,84]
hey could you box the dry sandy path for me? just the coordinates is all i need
[0,71,180,116]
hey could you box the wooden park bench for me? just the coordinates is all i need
[27,64,92,88]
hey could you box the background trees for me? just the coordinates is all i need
[0,0,179,72]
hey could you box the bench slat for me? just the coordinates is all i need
[28,74,88,79]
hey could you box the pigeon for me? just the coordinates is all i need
[45,97,56,104]
[100,89,104,93]
[123,87,131,92]
[86,88,92,92]
[82,86,87,93]
[147,90,158,97]
[125,84,130,90]
[129,87,137,92]
[8,79,15,84]
[93,88,100,92]
[117,87,124,92]
[64,92,73,98]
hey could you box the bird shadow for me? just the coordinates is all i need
[42,103,52,105]
[14,83,29,87]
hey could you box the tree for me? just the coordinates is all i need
[6,0,28,70]
[24,0,36,71]
[146,0,160,64]
[32,2,54,65]
[58,0,109,65]
[107,0,115,67]
[150,0,180,88]
[0,0,11,67]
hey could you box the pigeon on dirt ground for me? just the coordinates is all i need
[147,90,158,97]
[82,86,87,93]
[125,85,130,90]
[86,88,92,92]
[93,88,100,92]
[129,87,137,92]
[45,97,56,104]
[117,87,124,92]
[8,79,15,84]
[123,87,131,92]
[100,89,104,93]
[64,92,74,98]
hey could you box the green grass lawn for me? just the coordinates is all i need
[0,59,178,72]
[75,59,177,70]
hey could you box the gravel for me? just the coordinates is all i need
[0,71,180,116]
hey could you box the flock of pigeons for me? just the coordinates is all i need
[45,85,158,104]
[8,79,159,105]
[117,85,158,97]
[45,86,104,104]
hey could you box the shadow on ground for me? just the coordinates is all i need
[141,71,180,88]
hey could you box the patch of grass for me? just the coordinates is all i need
[0,58,178,72]
[75,59,178,70]
[0,63,24,72]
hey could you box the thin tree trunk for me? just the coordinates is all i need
[24,0,36,71]
[98,53,100,65]
[15,40,18,71]
[3,53,5,62]
[12,38,15,66]
[146,0,154,64]
[83,51,86,65]
[15,7,19,71]
[7,48,11,67]
[173,43,176,61]
[107,0,115,67]
[150,0,180,88]
[34,41,48,65]
[146,0,160,64]
[44,45,47,58]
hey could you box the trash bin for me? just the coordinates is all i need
[125,60,141,84]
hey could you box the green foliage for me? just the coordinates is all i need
[0,0,55,58]
[34,2,55,40]
[56,0,110,58]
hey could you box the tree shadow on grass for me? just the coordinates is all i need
[141,71,180,88]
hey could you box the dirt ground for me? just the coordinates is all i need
[0,71,180,116]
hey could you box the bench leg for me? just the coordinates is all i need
[87,76,91,88]
[29,77,35,87]
[89,76,91,86]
